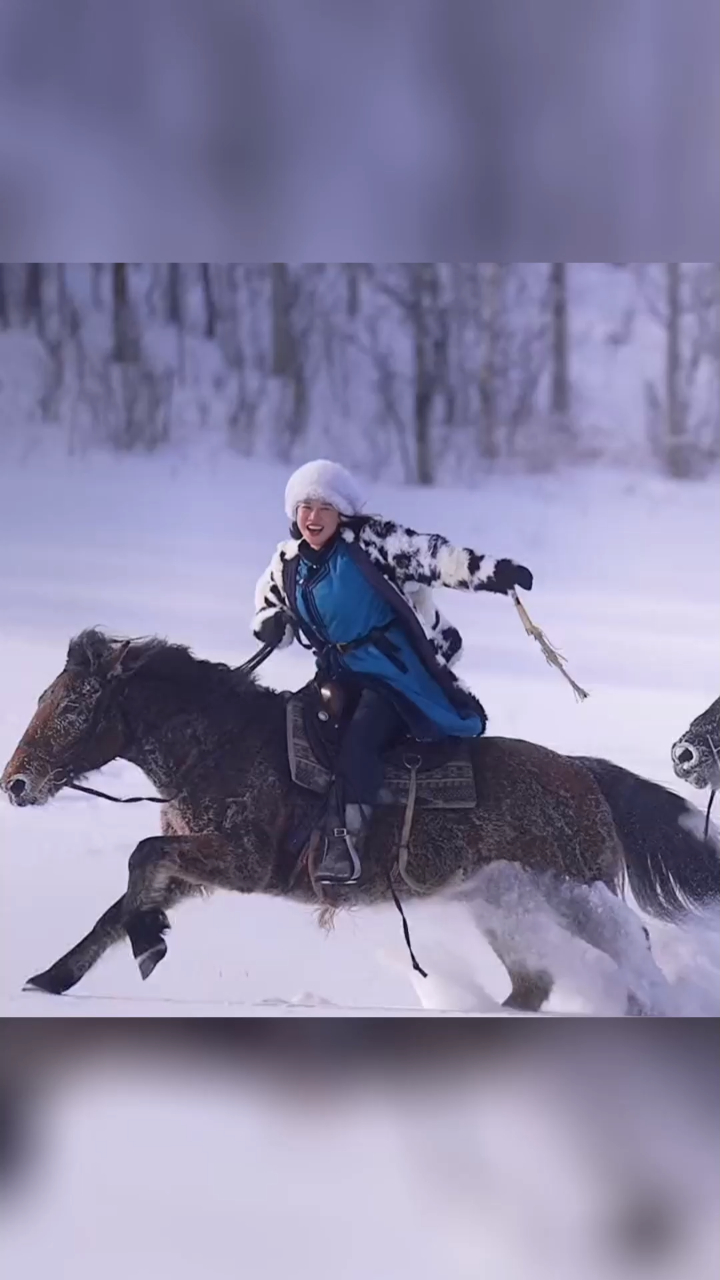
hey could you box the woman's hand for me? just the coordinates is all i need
[491,560,534,594]
[256,610,294,647]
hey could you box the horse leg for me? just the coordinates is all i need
[122,833,245,980]
[455,866,557,1012]
[543,880,673,1016]
[24,879,200,995]
[484,927,555,1012]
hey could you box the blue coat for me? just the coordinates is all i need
[292,538,485,741]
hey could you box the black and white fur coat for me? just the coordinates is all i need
[252,517,515,713]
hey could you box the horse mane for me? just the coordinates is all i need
[66,627,267,707]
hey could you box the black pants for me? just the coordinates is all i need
[336,687,404,805]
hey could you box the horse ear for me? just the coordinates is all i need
[105,638,162,681]
[67,629,111,674]
[106,640,134,680]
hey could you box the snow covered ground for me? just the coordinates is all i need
[1,452,718,1016]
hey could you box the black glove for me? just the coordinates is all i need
[492,559,534,595]
[256,610,293,647]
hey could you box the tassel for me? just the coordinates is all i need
[511,590,590,703]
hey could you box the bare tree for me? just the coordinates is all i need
[166,262,188,382]
[267,263,313,455]
[478,263,502,460]
[167,264,183,327]
[56,264,72,335]
[408,263,441,486]
[664,263,683,469]
[270,262,295,377]
[111,263,139,364]
[214,264,244,369]
[344,263,361,318]
[91,264,104,310]
[37,266,81,424]
[23,263,45,337]
[640,262,718,478]
[549,262,571,436]
[200,264,218,339]
[0,264,8,329]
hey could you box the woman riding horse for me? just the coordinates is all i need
[252,459,533,886]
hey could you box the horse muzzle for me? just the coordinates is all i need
[0,770,53,807]
[671,740,719,791]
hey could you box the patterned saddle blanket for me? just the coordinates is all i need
[286,682,477,810]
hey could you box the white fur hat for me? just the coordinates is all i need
[284,459,366,520]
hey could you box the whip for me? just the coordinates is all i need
[511,589,589,702]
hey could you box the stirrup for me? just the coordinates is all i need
[316,827,362,886]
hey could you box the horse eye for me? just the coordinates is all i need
[62,697,86,716]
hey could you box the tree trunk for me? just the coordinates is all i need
[345,263,360,318]
[665,263,682,442]
[91,264,104,310]
[216,264,244,368]
[56,264,70,334]
[414,360,434,484]
[549,262,571,433]
[111,263,139,363]
[0,265,8,329]
[271,263,294,377]
[200,264,217,339]
[167,264,183,327]
[664,263,689,477]
[24,264,45,336]
[410,265,435,486]
[479,263,501,460]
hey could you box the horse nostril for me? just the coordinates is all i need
[673,743,697,768]
[8,777,28,799]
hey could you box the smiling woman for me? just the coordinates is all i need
[253,458,534,886]
[296,501,341,550]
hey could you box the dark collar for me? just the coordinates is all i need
[298,533,341,566]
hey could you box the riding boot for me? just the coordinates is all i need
[315,798,373,886]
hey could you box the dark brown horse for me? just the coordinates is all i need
[2,630,718,1011]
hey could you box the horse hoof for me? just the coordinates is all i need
[23,969,70,995]
[502,969,554,1013]
[136,938,168,981]
[625,992,653,1017]
[126,907,170,978]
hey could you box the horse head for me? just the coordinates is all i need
[0,629,157,807]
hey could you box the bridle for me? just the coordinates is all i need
[63,641,277,807]
[704,733,719,841]
[674,725,719,844]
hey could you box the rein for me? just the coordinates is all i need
[62,641,278,808]
[236,642,277,676]
[65,781,168,804]
[705,791,717,842]
[704,733,719,842]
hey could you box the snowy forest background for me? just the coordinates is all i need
[1,262,718,484]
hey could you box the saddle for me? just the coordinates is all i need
[286,680,477,810]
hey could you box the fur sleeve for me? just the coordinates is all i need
[251,545,295,648]
[404,582,463,667]
[361,519,503,593]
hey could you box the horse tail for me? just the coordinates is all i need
[577,757,720,921]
